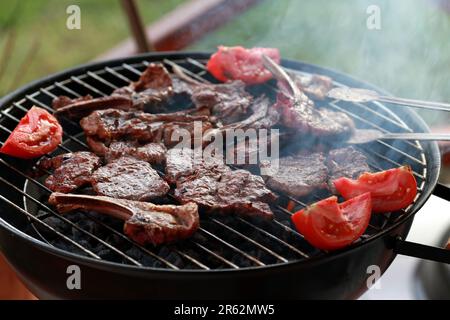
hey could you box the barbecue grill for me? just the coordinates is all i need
[0,52,448,299]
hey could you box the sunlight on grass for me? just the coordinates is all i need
[0,0,184,95]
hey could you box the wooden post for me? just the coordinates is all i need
[120,0,153,52]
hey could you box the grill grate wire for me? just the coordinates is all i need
[0,56,428,270]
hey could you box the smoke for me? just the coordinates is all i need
[192,0,450,127]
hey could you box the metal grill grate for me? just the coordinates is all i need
[0,55,428,270]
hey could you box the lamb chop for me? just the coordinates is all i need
[48,193,199,246]
[166,148,276,219]
[80,108,212,147]
[260,152,328,197]
[263,55,354,139]
[52,63,188,119]
[191,80,253,125]
[91,156,169,201]
[37,151,101,193]
[290,72,333,100]
[326,146,371,192]
[52,95,134,119]
[85,138,166,164]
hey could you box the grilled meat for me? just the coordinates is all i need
[202,96,280,147]
[113,63,173,107]
[52,95,93,110]
[260,152,328,197]
[52,64,188,118]
[165,148,228,184]
[191,80,253,125]
[326,146,371,192]
[166,148,276,219]
[52,95,134,119]
[80,108,212,147]
[85,138,166,164]
[105,141,166,164]
[274,91,354,138]
[171,75,193,96]
[91,156,169,201]
[38,152,101,193]
[291,72,333,100]
[48,193,199,246]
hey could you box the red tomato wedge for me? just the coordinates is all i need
[291,193,372,251]
[333,166,417,213]
[207,46,281,84]
[0,106,62,159]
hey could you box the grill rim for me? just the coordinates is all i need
[0,51,441,274]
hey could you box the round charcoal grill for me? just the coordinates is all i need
[0,52,448,299]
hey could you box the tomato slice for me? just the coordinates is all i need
[291,193,372,251]
[333,166,417,213]
[0,106,63,159]
[207,46,281,84]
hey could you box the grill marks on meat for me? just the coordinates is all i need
[112,63,174,109]
[48,193,199,246]
[259,147,370,197]
[166,148,276,219]
[326,146,371,192]
[290,72,333,100]
[80,108,212,147]
[52,95,93,110]
[275,92,355,138]
[261,152,328,197]
[38,152,101,193]
[52,95,134,119]
[91,157,169,201]
[191,81,253,125]
[131,63,172,94]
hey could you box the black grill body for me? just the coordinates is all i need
[0,52,447,299]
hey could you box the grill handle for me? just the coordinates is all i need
[394,237,450,264]
[431,183,450,201]
[393,183,450,264]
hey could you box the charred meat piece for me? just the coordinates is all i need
[326,146,371,192]
[52,95,93,110]
[37,152,101,193]
[113,63,173,107]
[191,80,253,125]
[131,63,172,94]
[291,72,333,100]
[171,75,193,96]
[274,92,354,138]
[175,169,276,219]
[80,108,211,146]
[165,148,229,184]
[91,156,169,201]
[104,141,166,164]
[260,152,328,197]
[227,96,279,130]
[202,96,280,146]
[48,193,199,246]
[166,148,276,219]
[52,95,134,119]
[85,138,166,164]
[81,109,155,141]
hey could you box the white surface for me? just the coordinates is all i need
[360,195,450,300]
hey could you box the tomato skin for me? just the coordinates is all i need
[333,166,417,213]
[207,46,281,84]
[0,106,62,159]
[291,193,372,251]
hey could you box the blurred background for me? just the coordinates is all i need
[1,0,450,126]
[2,0,449,180]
